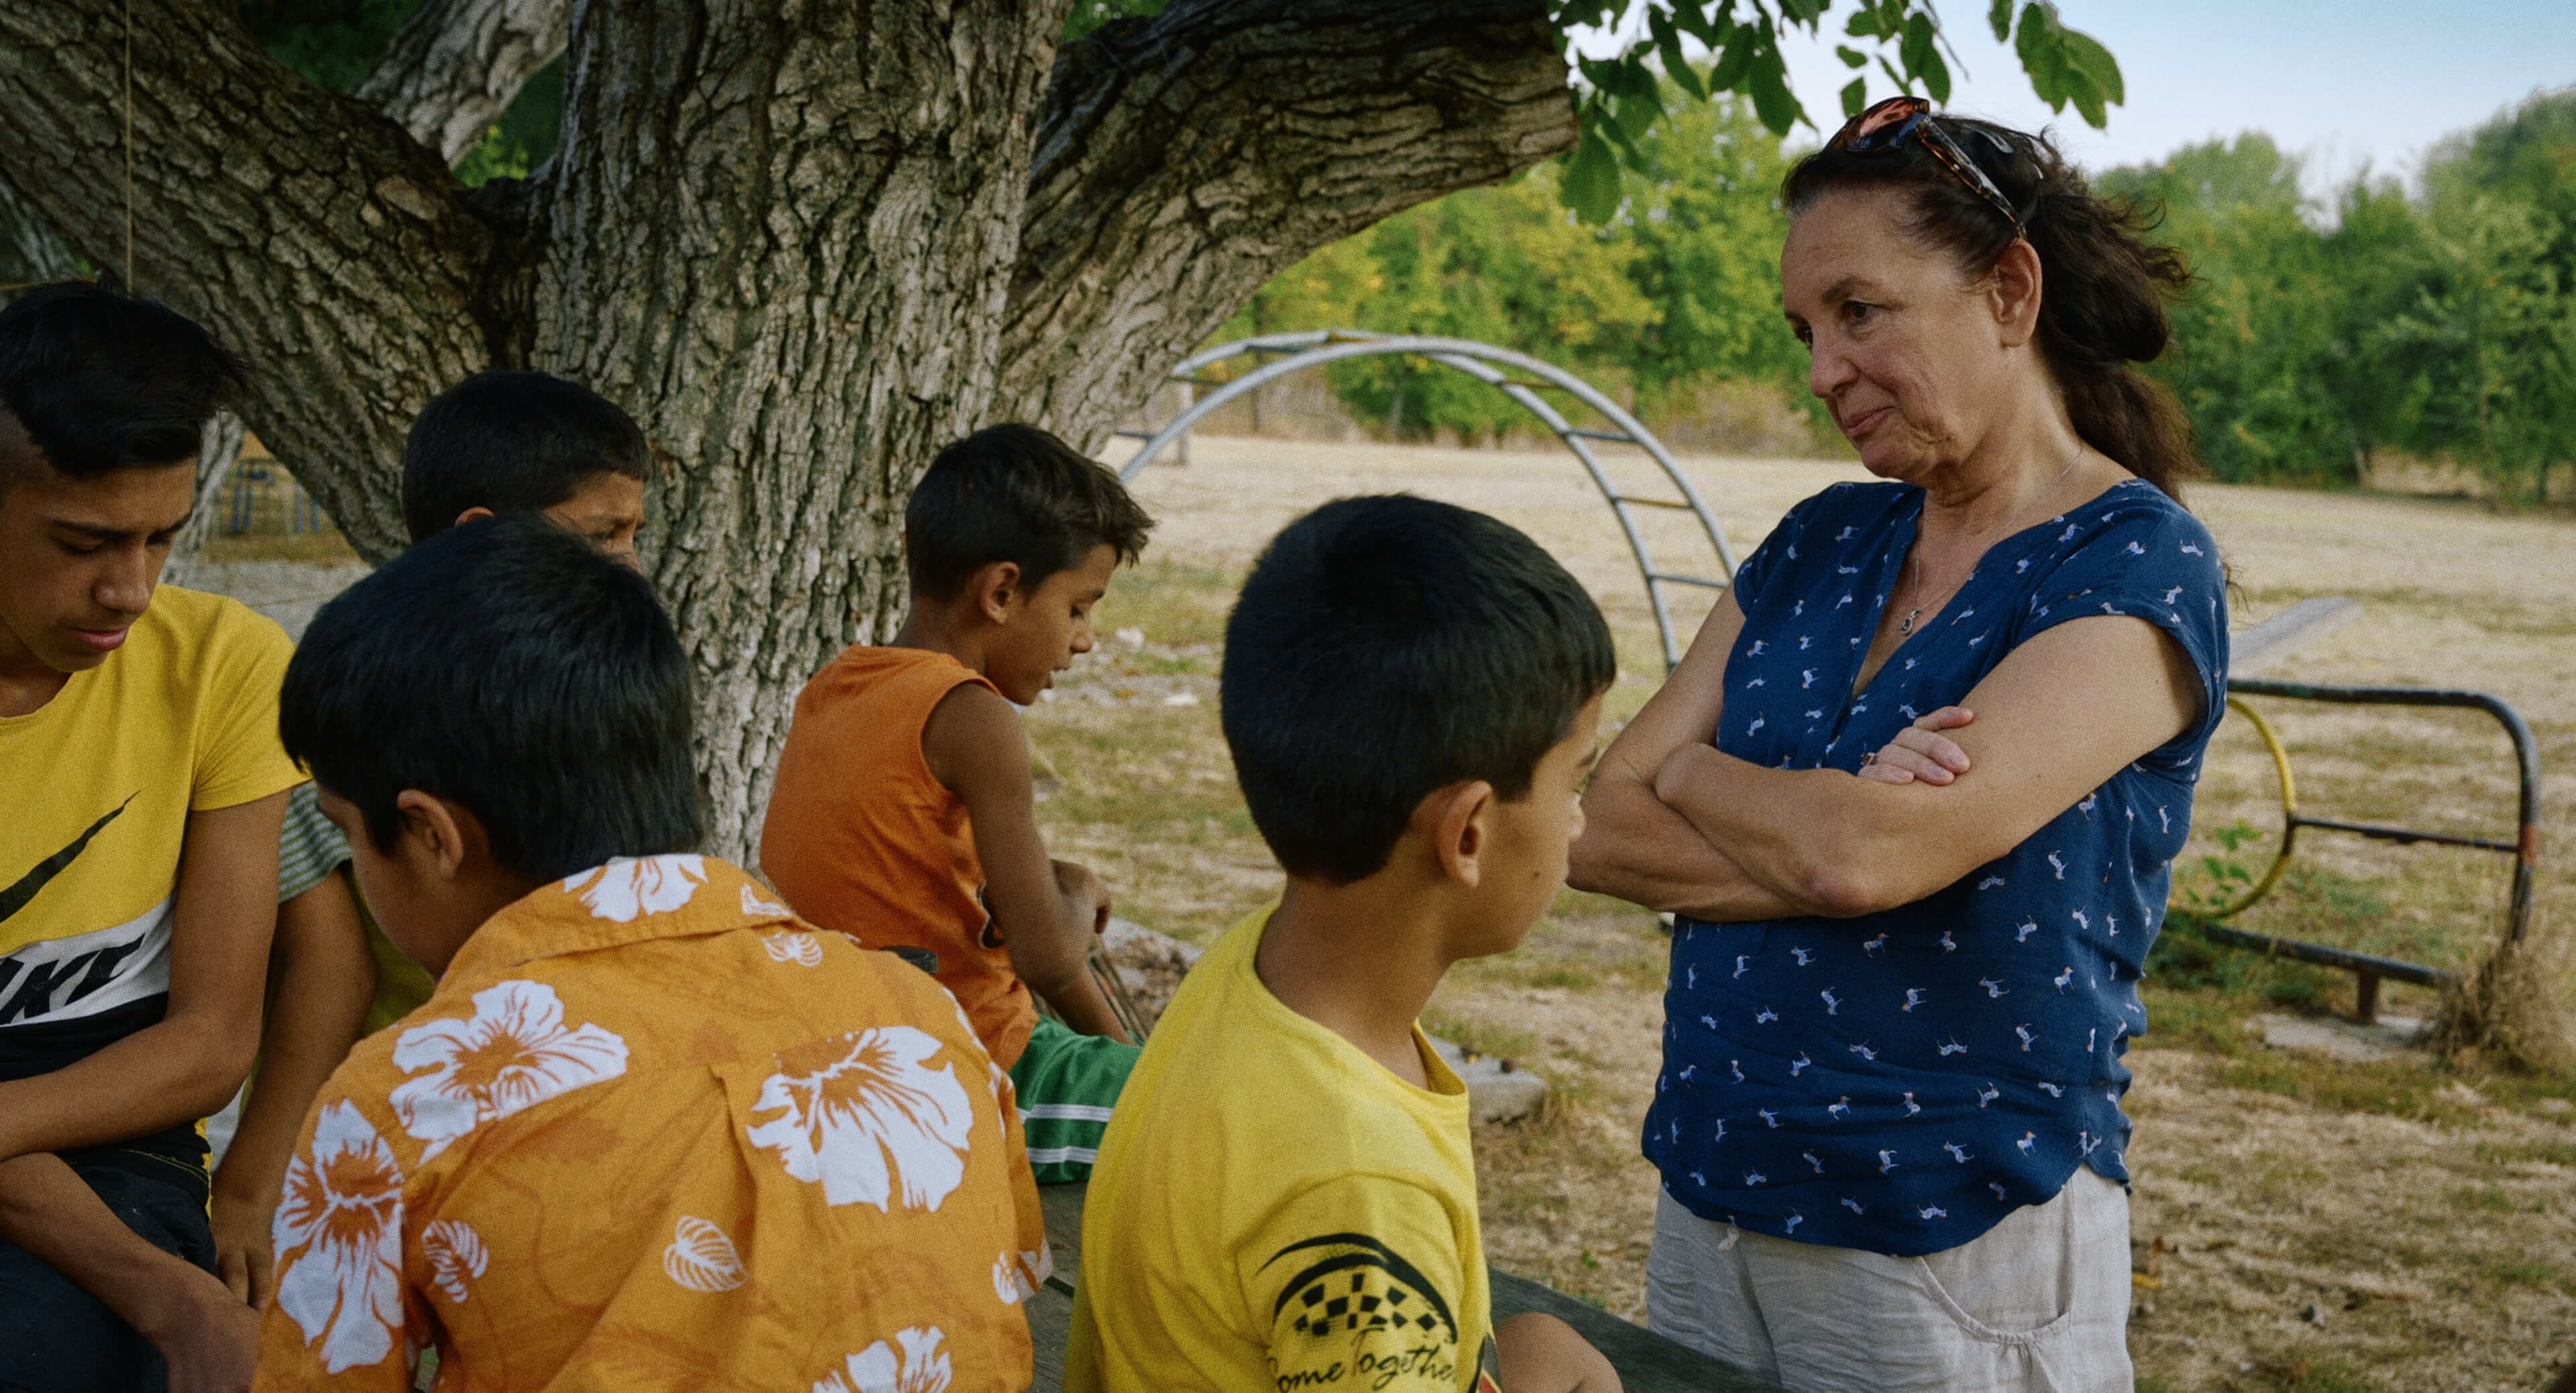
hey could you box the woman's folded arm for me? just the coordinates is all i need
[1570,594,1805,923]
[1652,613,2201,918]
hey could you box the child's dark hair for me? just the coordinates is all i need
[904,423,1155,600]
[1221,495,1613,884]
[400,370,655,544]
[0,282,244,487]
[281,515,702,880]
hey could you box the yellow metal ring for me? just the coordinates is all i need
[2175,696,2300,919]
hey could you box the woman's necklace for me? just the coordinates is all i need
[1893,445,2087,638]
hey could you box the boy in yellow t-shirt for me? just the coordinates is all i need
[1067,497,1623,1393]
[0,283,297,1388]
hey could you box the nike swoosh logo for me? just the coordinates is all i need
[0,794,136,925]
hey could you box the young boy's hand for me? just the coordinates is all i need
[209,1188,275,1307]
[1052,859,1112,935]
[138,1269,260,1393]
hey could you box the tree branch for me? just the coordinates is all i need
[356,0,570,166]
[0,0,506,559]
[995,0,1576,450]
[0,177,84,295]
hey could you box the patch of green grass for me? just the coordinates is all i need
[1028,705,1254,840]
[1523,965,1601,991]
[1099,560,1239,650]
[1426,1013,1538,1062]
[2447,1182,2520,1213]
[2465,1251,2563,1291]
[2251,1357,2380,1392]
[2202,1049,2493,1127]
[2474,1139,2576,1167]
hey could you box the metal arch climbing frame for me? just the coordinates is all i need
[1116,330,1739,670]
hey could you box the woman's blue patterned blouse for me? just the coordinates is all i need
[1645,477,2228,1258]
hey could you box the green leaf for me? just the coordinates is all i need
[1900,11,1937,86]
[1988,0,2015,42]
[2059,28,2125,105]
[1835,44,1868,68]
[1747,42,1805,134]
[2068,79,2108,128]
[2015,4,2066,109]
[1841,76,1868,118]
[1673,2,1731,45]
[1651,11,1707,100]
[1613,79,1665,144]
[1599,107,1651,164]
[1709,19,1758,90]
[1844,7,1883,37]
[1562,127,1624,224]
[1920,44,1951,104]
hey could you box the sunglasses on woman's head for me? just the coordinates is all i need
[1829,95,2027,240]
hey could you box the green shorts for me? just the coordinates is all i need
[1008,1015,1140,1184]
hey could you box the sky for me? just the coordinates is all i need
[1578,1,2576,202]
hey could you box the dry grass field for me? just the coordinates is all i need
[1028,434,2576,1392]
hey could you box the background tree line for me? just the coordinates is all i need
[1220,81,2576,506]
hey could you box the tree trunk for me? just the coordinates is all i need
[0,0,497,561]
[996,0,1573,452]
[0,0,1572,860]
[158,411,246,590]
[532,0,1059,861]
[0,177,84,296]
[356,0,570,164]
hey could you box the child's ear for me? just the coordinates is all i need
[393,789,490,883]
[971,560,1024,626]
[1423,780,1496,890]
[452,505,497,527]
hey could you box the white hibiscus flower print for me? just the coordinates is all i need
[663,1215,746,1292]
[742,884,791,918]
[991,1245,1051,1304]
[562,854,708,921]
[745,1027,973,1211]
[814,1327,951,1393]
[391,980,629,1159]
[422,1219,488,1304]
[273,1101,407,1373]
[764,931,824,967]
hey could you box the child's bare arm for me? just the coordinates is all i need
[0,792,284,1166]
[0,1153,260,1391]
[923,683,1133,1043]
[1496,1312,1623,1392]
[211,867,375,1308]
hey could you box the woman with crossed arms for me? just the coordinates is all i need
[1572,100,2228,1393]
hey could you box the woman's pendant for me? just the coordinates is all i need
[1898,607,1921,637]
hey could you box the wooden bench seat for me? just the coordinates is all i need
[1025,1182,1776,1392]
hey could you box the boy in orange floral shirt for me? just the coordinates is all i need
[254,517,1048,1390]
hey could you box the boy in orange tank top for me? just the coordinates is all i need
[762,424,1154,1180]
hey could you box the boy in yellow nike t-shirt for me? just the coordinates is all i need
[0,284,297,1388]
[1067,497,1623,1393]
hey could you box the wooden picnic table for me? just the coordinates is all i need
[1025,1182,1776,1392]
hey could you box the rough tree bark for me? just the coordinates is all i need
[997,1,1575,450]
[0,0,1575,858]
[356,0,570,164]
[0,179,83,292]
